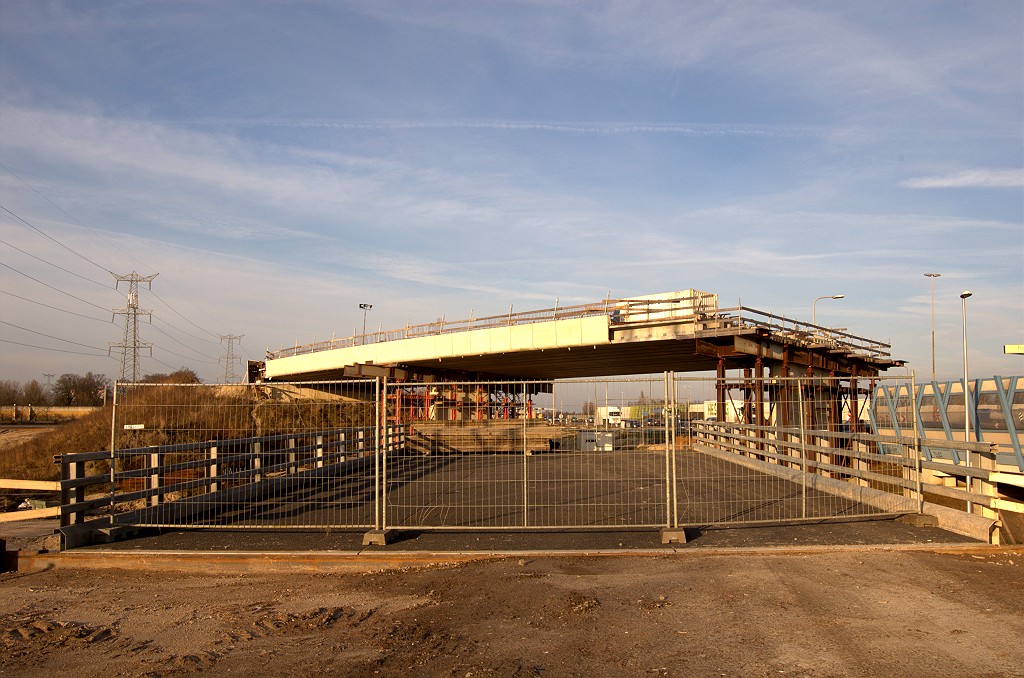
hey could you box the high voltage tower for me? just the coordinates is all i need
[109,272,158,383]
[219,334,244,383]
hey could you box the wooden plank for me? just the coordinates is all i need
[992,498,1024,514]
[0,479,61,491]
[990,472,1024,488]
[0,506,60,522]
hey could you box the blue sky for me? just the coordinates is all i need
[1,0,1021,385]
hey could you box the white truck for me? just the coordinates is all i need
[595,406,622,426]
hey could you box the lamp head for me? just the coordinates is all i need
[924,272,941,278]
[960,291,973,300]
[832,294,845,299]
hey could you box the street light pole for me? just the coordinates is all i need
[359,303,373,345]
[925,273,941,381]
[960,290,973,513]
[812,294,845,326]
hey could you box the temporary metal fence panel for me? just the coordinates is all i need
[87,374,936,535]
[108,380,381,529]
[673,374,920,528]
[382,377,671,529]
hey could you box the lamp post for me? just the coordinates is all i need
[359,303,372,344]
[812,294,845,325]
[960,290,973,512]
[925,273,941,382]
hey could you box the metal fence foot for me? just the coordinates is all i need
[660,528,687,544]
[362,529,394,546]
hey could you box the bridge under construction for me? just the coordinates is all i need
[41,292,1018,553]
[258,290,903,431]
[260,289,902,383]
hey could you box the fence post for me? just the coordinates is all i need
[797,377,808,519]
[109,382,119,498]
[61,454,87,527]
[287,437,297,475]
[667,372,678,529]
[253,440,262,483]
[60,455,70,528]
[910,375,923,512]
[976,444,1000,521]
[148,447,162,507]
[522,383,529,527]
[315,434,324,469]
[378,377,385,531]
[210,444,219,494]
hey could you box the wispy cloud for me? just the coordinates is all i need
[902,169,1024,189]
[1,1,1020,383]
[201,118,831,139]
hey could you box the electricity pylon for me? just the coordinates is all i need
[109,272,158,383]
[219,334,244,383]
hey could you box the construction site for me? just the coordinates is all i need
[3,288,1024,678]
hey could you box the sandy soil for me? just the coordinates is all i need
[0,426,55,451]
[2,548,1023,677]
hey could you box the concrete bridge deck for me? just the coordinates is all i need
[262,290,900,382]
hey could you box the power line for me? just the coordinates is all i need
[1,162,144,266]
[0,236,111,288]
[152,344,219,365]
[0,338,112,358]
[4,265,220,366]
[0,202,113,275]
[1,290,112,324]
[2,165,227,343]
[235,336,254,361]
[151,314,220,346]
[148,322,220,360]
[1,261,111,313]
[3,246,226,364]
[145,355,179,371]
[149,289,221,340]
[0,319,109,352]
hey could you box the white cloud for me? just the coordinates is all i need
[902,169,1024,189]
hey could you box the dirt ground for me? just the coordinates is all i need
[2,548,1023,677]
[0,427,55,450]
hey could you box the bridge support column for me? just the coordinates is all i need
[716,359,726,425]
[754,358,766,456]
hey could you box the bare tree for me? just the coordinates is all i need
[52,373,110,406]
[0,379,20,404]
[21,380,49,406]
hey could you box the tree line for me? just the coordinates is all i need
[0,369,201,407]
